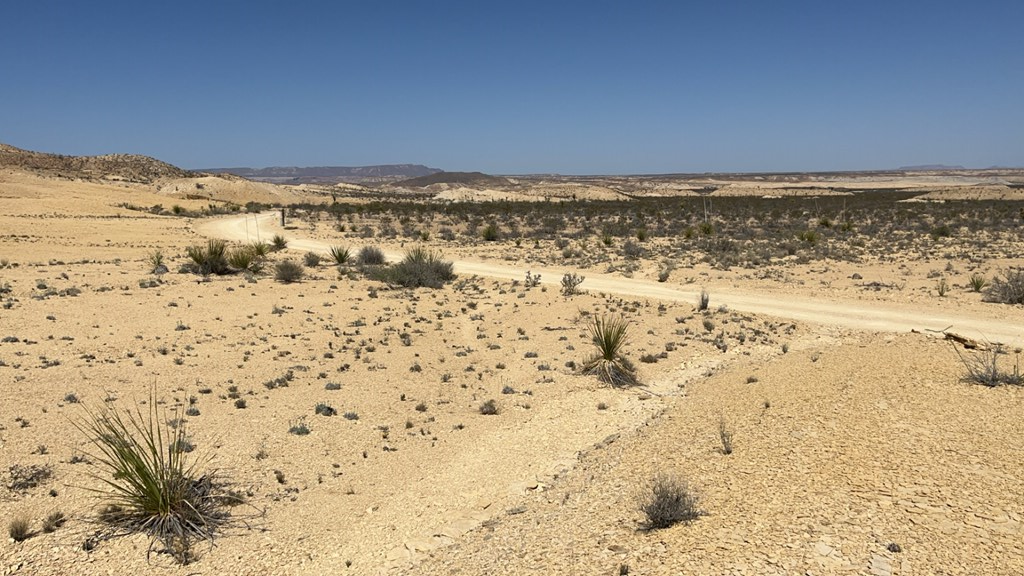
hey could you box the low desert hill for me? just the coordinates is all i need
[0,142,192,183]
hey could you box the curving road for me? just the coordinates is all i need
[198,212,1024,347]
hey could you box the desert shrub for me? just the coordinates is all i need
[274,260,304,283]
[936,277,949,297]
[270,234,288,251]
[288,420,311,435]
[482,224,499,241]
[42,511,66,533]
[303,251,322,267]
[357,246,387,266]
[798,229,820,245]
[185,239,229,275]
[7,464,53,491]
[697,290,710,312]
[622,240,644,259]
[984,269,1024,304]
[968,274,989,293]
[8,515,30,542]
[314,402,336,417]
[73,393,229,564]
[379,248,455,288]
[954,344,1022,387]
[640,474,702,530]
[328,245,351,265]
[580,315,638,387]
[561,272,585,296]
[478,399,499,415]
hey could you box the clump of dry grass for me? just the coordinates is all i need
[639,473,702,529]
[580,315,638,387]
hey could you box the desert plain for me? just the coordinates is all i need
[1,148,1024,575]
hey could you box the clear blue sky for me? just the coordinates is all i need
[2,1,1022,174]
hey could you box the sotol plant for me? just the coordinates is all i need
[580,315,638,387]
[73,393,230,564]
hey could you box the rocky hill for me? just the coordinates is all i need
[0,142,192,183]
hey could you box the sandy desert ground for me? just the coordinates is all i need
[2,166,1023,576]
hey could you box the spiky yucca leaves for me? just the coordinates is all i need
[328,245,351,265]
[74,395,227,564]
[185,239,229,275]
[580,315,638,387]
[226,245,264,273]
[385,248,455,288]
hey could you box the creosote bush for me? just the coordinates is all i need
[274,260,304,283]
[303,251,322,267]
[73,393,229,564]
[357,246,387,266]
[580,315,638,387]
[984,269,1024,304]
[640,473,702,530]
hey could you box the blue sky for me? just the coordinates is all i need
[2,1,1022,174]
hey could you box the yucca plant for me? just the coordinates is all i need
[968,274,989,293]
[74,394,228,563]
[227,246,262,273]
[248,241,271,258]
[270,234,288,251]
[147,250,165,274]
[328,245,351,265]
[382,248,455,288]
[185,239,228,275]
[580,315,638,387]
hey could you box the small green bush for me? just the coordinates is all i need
[274,260,304,283]
[357,246,387,266]
[984,269,1024,304]
[270,234,288,251]
[303,252,322,267]
[482,224,499,241]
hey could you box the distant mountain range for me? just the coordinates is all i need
[202,164,442,184]
[897,164,966,171]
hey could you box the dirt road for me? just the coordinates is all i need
[198,212,1024,346]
